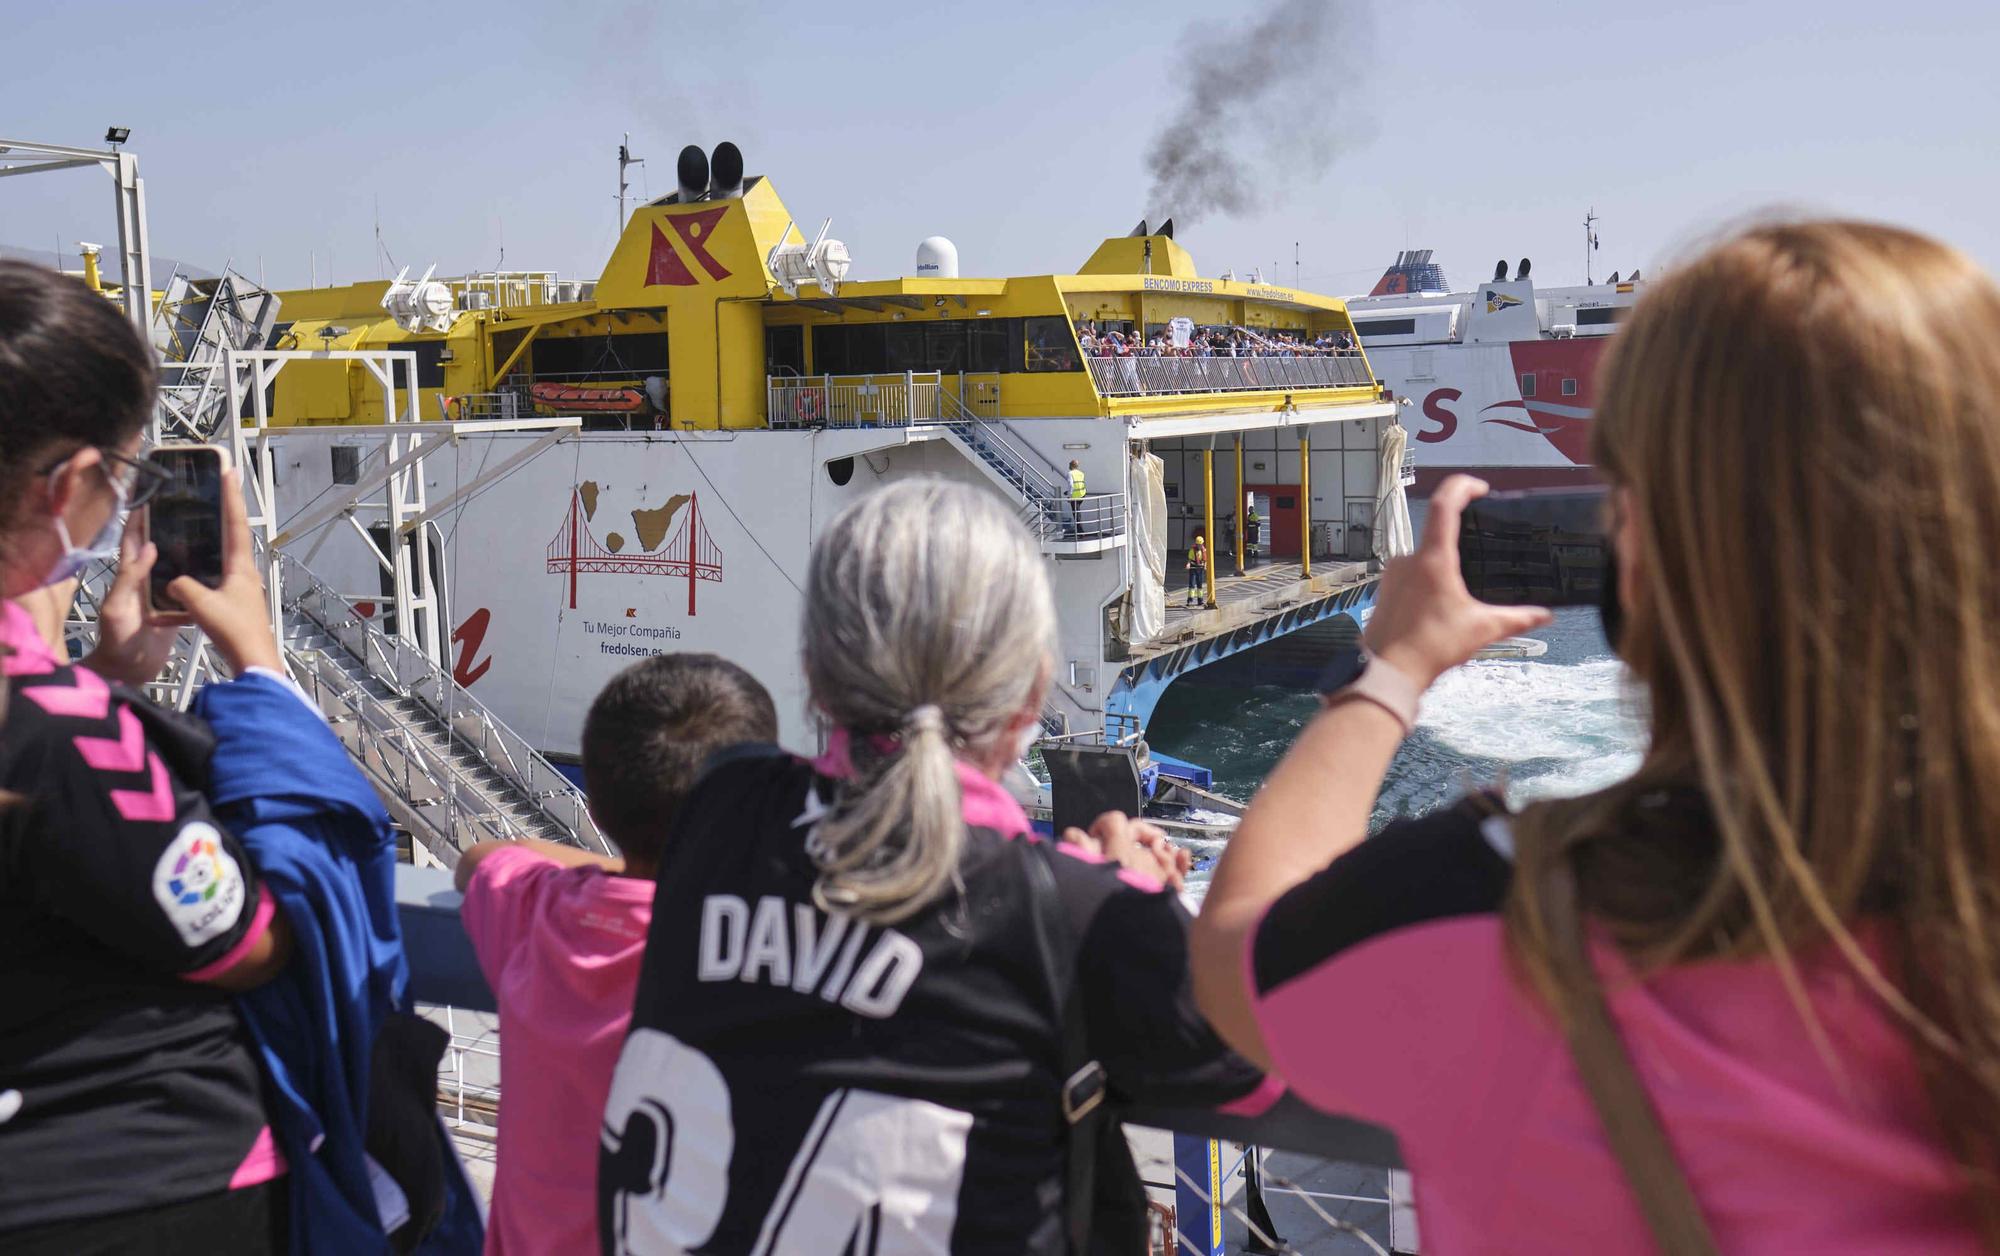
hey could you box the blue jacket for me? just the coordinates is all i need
[198,673,480,1254]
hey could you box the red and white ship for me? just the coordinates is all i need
[1347,250,1644,493]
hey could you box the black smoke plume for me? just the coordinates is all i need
[1144,0,1367,226]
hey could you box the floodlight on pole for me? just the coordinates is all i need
[105,126,131,148]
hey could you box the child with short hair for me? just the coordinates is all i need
[456,653,777,1255]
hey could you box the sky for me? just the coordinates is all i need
[3,0,1996,296]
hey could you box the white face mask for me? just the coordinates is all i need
[1013,716,1042,763]
[42,461,129,588]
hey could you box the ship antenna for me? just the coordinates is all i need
[1584,207,1600,285]
[616,132,645,233]
[374,195,397,278]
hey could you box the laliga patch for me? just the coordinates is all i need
[152,821,246,947]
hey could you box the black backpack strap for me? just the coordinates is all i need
[1021,845,1109,1254]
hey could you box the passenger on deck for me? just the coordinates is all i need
[598,479,1272,1256]
[0,260,352,1252]
[1190,222,2000,1253]
[456,653,777,1256]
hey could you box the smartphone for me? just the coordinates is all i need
[1457,487,1609,607]
[146,445,231,612]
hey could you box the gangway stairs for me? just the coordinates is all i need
[276,552,608,868]
[153,269,282,444]
[936,392,1126,550]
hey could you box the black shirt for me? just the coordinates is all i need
[600,750,1262,1255]
[0,651,272,1233]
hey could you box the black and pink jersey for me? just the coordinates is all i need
[1249,796,1982,1253]
[600,741,1272,1255]
[0,602,278,1234]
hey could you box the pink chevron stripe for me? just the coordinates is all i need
[74,707,148,774]
[110,753,175,822]
[3,650,56,678]
[20,667,112,721]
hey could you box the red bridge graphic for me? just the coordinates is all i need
[546,487,723,614]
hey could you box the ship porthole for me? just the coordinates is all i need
[826,456,855,486]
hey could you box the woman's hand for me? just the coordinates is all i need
[1364,474,1553,688]
[165,468,283,676]
[82,519,185,688]
[1061,811,1192,892]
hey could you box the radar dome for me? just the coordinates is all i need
[915,237,959,279]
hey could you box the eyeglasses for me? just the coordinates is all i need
[40,446,173,510]
[100,449,172,509]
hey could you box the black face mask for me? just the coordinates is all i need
[1599,548,1625,657]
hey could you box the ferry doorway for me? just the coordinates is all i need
[1244,486,1302,560]
[765,326,805,377]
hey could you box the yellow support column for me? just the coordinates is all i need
[1233,433,1245,575]
[1203,445,1219,609]
[1299,427,1312,581]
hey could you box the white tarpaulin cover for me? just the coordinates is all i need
[1129,451,1168,642]
[1375,422,1416,561]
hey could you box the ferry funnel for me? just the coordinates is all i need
[707,142,744,199]
[676,145,709,202]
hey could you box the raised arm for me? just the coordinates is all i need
[1188,476,1550,1067]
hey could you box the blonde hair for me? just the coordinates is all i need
[1508,220,2000,1238]
[802,479,1054,923]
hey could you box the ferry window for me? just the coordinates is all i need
[1576,306,1630,326]
[766,326,805,376]
[1354,317,1416,338]
[532,331,670,379]
[402,339,447,390]
[490,328,529,381]
[923,323,967,374]
[967,319,1017,372]
[1521,373,1537,397]
[883,325,926,373]
[331,446,361,485]
[1024,316,1079,372]
[1561,378,1579,396]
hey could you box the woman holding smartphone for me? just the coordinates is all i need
[0,260,358,1252]
[1187,223,1999,1252]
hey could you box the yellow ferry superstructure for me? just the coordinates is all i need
[255,153,1406,760]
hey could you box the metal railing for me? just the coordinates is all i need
[1087,352,1372,397]
[767,372,943,428]
[933,387,1128,545]
[279,552,609,857]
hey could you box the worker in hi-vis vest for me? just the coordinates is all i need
[1187,532,1209,606]
[1068,460,1087,534]
[1245,500,1261,569]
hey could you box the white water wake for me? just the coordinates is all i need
[1417,654,1646,806]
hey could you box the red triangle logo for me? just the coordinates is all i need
[667,206,733,281]
[646,225,698,286]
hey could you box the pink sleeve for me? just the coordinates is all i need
[460,845,558,984]
[1248,914,1552,1145]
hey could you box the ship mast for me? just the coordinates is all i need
[1584,207,1600,285]
[617,133,645,233]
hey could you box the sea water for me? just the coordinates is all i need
[1149,607,1646,892]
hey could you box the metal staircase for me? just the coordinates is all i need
[937,392,1126,546]
[153,269,281,444]
[276,552,608,867]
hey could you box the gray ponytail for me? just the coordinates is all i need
[802,479,1055,923]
